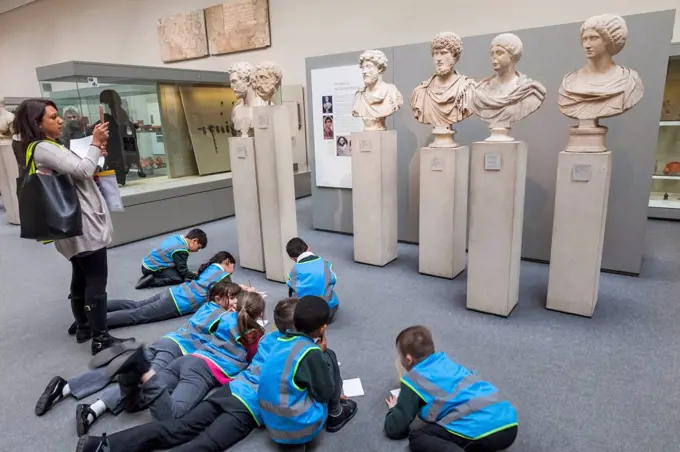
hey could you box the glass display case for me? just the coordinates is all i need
[650,57,680,217]
[39,77,240,188]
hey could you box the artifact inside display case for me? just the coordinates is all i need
[650,58,680,210]
[42,81,171,186]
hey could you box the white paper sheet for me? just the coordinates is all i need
[390,389,401,398]
[257,319,269,327]
[69,136,105,167]
[342,378,364,397]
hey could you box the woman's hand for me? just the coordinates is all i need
[92,122,110,150]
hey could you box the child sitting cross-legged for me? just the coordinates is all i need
[286,237,339,322]
[258,295,357,451]
[384,325,519,452]
[75,297,300,452]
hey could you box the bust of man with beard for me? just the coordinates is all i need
[352,49,403,131]
[252,61,283,104]
[228,61,269,137]
[410,32,475,147]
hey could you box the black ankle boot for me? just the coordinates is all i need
[86,294,135,356]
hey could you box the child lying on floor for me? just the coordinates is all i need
[76,297,299,452]
[35,281,252,436]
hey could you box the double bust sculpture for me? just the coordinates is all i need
[227,61,283,137]
[349,13,642,149]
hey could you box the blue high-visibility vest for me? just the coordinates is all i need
[229,330,284,425]
[287,256,338,309]
[164,302,224,354]
[258,335,327,444]
[169,263,229,315]
[142,234,188,272]
[191,311,249,378]
[401,352,518,440]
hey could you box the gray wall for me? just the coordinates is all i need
[306,10,675,275]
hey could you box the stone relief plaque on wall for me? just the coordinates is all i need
[157,9,209,63]
[205,0,271,56]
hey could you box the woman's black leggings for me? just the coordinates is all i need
[70,247,109,332]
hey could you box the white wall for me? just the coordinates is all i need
[0,0,677,96]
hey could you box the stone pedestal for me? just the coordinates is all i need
[418,146,469,279]
[253,105,298,282]
[228,136,264,272]
[0,138,20,225]
[547,148,612,317]
[350,130,398,266]
[467,141,527,316]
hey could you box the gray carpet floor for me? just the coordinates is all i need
[1,195,679,452]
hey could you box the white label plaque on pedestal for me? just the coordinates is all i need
[467,141,527,317]
[419,146,469,279]
[253,106,299,282]
[228,137,264,272]
[547,151,612,317]
[351,130,398,266]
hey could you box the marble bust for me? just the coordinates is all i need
[471,33,547,141]
[228,62,268,137]
[410,32,475,147]
[0,96,15,139]
[558,14,643,126]
[252,61,283,104]
[352,49,404,130]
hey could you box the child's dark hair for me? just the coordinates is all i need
[293,296,329,335]
[274,297,298,333]
[209,281,242,308]
[198,251,235,275]
[236,291,266,337]
[395,325,435,362]
[186,228,208,247]
[285,237,308,259]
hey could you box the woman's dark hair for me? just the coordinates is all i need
[336,136,347,146]
[198,251,235,275]
[12,98,59,149]
[236,291,266,337]
[209,281,242,308]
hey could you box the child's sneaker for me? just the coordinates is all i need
[325,399,358,432]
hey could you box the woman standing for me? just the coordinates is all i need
[13,98,134,355]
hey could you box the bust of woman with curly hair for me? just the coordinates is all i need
[352,49,403,131]
[558,14,643,124]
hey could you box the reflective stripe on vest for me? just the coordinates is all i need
[143,235,188,271]
[169,264,229,314]
[288,257,335,303]
[407,371,500,424]
[401,352,517,439]
[191,312,248,378]
[259,338,325,442]
[228,331,284,425]
[164,302,224,354]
